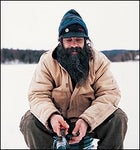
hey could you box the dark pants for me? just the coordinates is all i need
[19,108,128,149]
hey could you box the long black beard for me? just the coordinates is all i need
[55,43,92,86]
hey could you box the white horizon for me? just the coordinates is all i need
[1,1,139,51]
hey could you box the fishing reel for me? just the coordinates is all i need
[52,129,70,149]
[52,129,79,149]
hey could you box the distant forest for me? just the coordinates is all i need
[1,48,139,64]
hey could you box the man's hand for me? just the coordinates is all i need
[50,114,69,136]
[69,119,88,144]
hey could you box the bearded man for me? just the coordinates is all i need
[19,9,128,149]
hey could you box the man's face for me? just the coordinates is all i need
[62,37,84,55]
[56,37,91,85]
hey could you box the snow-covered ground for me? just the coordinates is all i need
[1,61,139,149]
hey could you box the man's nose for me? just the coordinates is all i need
[71,40,78,47]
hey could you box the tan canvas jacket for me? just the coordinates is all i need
[28,47,121,132]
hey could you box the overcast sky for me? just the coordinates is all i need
[1,1,139,51]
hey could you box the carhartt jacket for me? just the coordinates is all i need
[28,47,121,132]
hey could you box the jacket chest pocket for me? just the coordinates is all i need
[52,88,71,112]
[77,92,94,112]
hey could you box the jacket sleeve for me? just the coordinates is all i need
[28,53,60,129]
[79,51,121,132]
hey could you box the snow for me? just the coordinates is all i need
[1,62,139,149]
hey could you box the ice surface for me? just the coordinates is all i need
[1,62,139,149]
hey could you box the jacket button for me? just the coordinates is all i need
[66,83,69,87]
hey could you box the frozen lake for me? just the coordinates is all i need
[1,61,139,149]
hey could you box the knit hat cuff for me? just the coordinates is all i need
[60,32,88,39]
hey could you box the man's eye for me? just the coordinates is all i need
[76,39,82,42]
[76,39,84,43]
[64,39,72,42]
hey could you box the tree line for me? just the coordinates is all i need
[101,49,139,62]
[1,48,139,64]
[1,48,46,64]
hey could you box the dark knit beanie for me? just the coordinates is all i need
[58,9,89,39]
